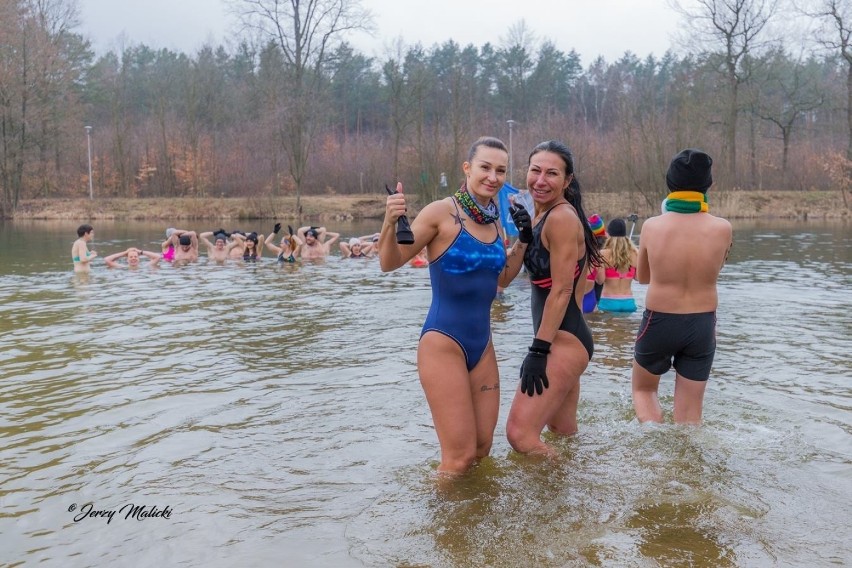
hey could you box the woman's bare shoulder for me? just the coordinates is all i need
[418,197,456,221]
[546,202,581,230]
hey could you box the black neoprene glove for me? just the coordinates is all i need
[510,203,533,244]
[520,338,551,396]
[287,225,294,236]
[273,222,281,234]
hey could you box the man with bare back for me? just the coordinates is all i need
[632,149,733,425]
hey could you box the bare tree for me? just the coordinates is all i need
[673,0,779,186]
[749,50,824,172]
[803,0,852,160]
[381,40,423,183]
[0,0,84,213]
[229,0,372,213]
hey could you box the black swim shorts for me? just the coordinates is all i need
[634,310,717,381]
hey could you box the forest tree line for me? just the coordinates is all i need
[1,0,851,217]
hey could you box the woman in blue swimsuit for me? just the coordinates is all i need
[379,136,520,476]
[498,141,603,457]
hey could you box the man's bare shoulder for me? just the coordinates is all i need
[644,212,730,228]
[709,214,733,231]
[638,214,663,234]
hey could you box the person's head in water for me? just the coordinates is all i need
[77,224,94,239]
[214,232,228,250]
[666,148,713,193]
[349,238,363,256]
[245,233,259,253]
[279,235,295,253]
[305,228,319,245]
[179,234,192,252]
[127,249,141,266]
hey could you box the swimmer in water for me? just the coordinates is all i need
[170,231,199,263]
[340,237,371,258]
[199,230,242,262]
[72,224,97,273]
[104,247,162,268]
[297,226,340,260]
[264,223,303,263]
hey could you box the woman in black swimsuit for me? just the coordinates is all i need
[499,140,602,457]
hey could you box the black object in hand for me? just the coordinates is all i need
[628,213,639,223]
[385,184,415,245]
[287,225,294,236]
[509,202,533,244]
[520,338,551,396]
[273,222,281,234]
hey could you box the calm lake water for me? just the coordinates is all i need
[1,219,850,567]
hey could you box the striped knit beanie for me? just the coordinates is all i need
[588,214,606,237]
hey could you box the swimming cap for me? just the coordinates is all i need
[666,148,713,193]
[214,232,227,243]
[607,218,627,237]
[349,238,361,247]
[166,227,176,238]
[588,214,605,237]
[179,235,192,246]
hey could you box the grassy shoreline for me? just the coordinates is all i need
[7,190,850,221]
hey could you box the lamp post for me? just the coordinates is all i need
[85,126,93,200]
[507,119,515,186]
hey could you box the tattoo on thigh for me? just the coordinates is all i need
[480,382,499,392]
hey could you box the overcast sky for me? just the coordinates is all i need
[77,0,685,66]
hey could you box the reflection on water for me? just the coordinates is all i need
[0,219,850,567]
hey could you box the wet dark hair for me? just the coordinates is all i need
[467,136,508,162]
[528,141,603,267]
[77,224,93,237]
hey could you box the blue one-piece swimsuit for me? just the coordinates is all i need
[421,220,506,371]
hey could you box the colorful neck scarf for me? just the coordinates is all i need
[664,191,709,213]
[454,185,499,224]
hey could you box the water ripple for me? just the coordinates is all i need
[0,221,850,566]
